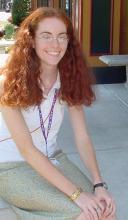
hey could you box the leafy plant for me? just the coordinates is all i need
[12,0,30,26]
[4,23,15,39]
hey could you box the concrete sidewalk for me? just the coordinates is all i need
[58,83,128,220]
[0,83,127,219]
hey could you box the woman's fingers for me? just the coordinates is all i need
[91,198,105,219]
[103,198,116,217]
[85,202,103,220]
[93,206,102,219]
[75,192,107,220]
[88,206,99,220]
[88,210,96,220]
[110,200,116,216]
[83,208,94,220]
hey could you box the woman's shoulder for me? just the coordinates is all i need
[0,74,6,95]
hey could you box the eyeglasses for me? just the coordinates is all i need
[36,32,69,44]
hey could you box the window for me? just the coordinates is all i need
[37,0,49,7]
[59,0,72,18]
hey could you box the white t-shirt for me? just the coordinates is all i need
[0,75,65,162]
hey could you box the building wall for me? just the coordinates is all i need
[31,0,37,10]
[120,0,128,54]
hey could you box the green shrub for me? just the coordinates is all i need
[4,23,15,39]
[12,0,30,26]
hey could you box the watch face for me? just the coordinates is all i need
[103,182,108,189]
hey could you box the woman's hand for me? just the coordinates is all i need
[74,192,104,220]
[94,188,116,218]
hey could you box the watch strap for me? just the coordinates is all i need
[93,182,108,192]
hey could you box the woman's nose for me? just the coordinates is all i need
[50,37,60,47]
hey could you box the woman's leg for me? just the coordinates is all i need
[0,153,96,220]
[0,161,81,220]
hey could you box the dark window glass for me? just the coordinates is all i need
[91,0,112,54]
[59,0,72,18]
[37,0,48,7]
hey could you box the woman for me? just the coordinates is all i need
[0,7,116,220]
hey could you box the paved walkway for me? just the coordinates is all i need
[58,83,128,220]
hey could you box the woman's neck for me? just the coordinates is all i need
[40,65,58,94]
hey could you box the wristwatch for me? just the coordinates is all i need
[93,182,108,192]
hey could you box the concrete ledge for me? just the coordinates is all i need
[99,55,128,66]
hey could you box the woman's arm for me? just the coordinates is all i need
[68,105,102,184]
[68,105,116,217]
[1,105,78,197]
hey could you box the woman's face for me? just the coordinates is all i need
[33,17,68,68]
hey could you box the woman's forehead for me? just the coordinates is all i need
[36,17,67,34]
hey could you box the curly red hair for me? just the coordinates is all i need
[0,7,95,108]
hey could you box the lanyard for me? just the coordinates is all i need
[38,89,59,158]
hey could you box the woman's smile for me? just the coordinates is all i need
[45,50,60,56]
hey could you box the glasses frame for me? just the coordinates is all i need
[36,32,69,44]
